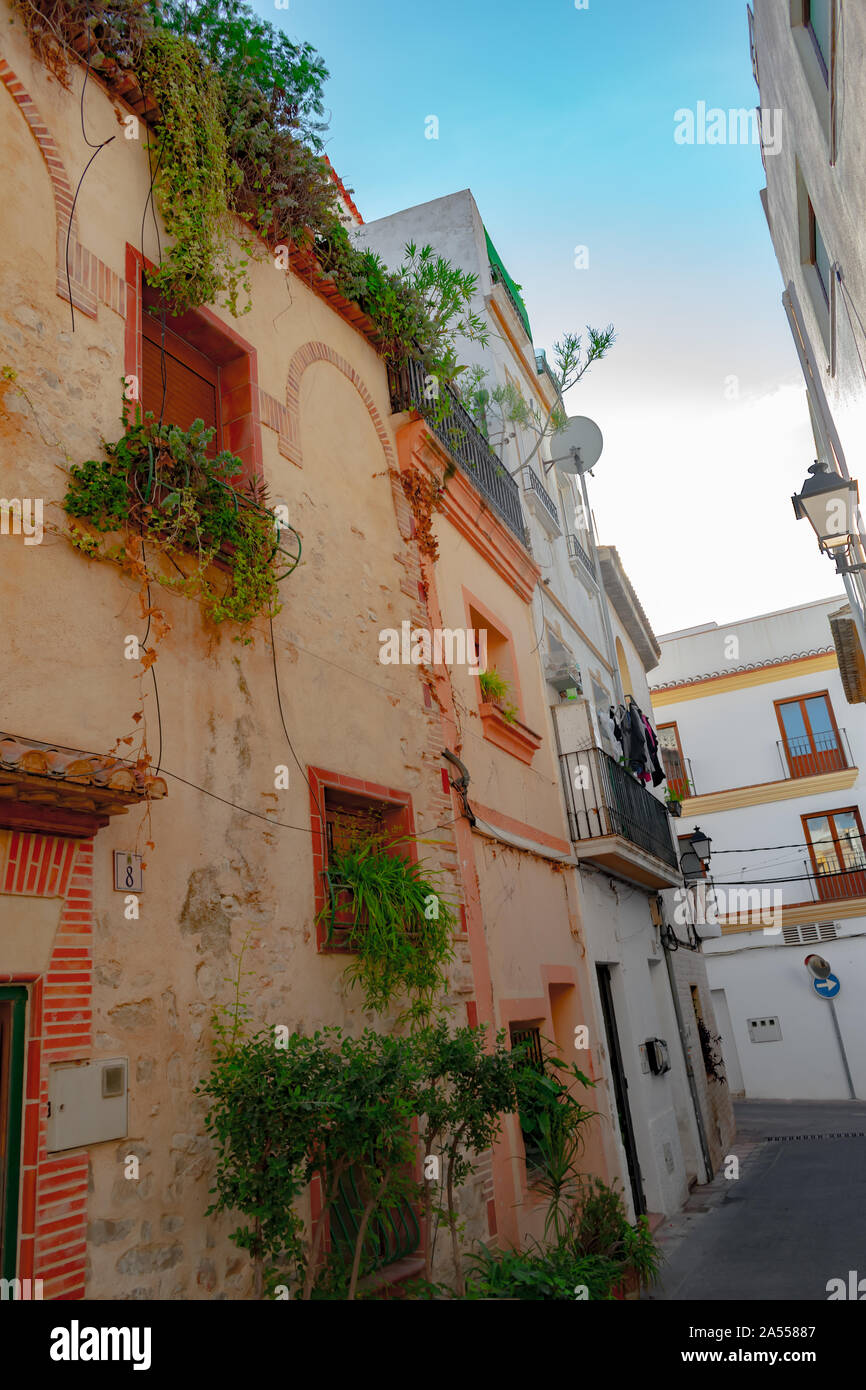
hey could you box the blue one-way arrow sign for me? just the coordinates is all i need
[813,973,841,999]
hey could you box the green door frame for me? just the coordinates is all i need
[0,985,27,1283]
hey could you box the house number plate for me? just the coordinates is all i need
[113,851,143,893]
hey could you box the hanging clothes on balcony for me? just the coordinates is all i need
[633,702,667,789]
[610,703,650,782]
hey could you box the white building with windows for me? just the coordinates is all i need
[750,0,866,698]
[651,595,866,1101]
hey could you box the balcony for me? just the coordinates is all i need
[777,729,852,780]
[660,747,695,800]
[811,862,866,903]
[666,731,858,817]
[388,358,526,543]
[566,532,596,584]
[559,745,681,889]
[521,465,560,534]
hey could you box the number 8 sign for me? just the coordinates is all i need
[113,851,143,894]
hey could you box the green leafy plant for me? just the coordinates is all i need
[17,0,489,375]
[513,1048,598,1242]
[573,1176,662,1289]
[478,668,518,723]
[414,1021,518,1295]
[138,27,248,315]
[200,1021,425,1300]
[322,839,457,1024]
[465,1240,621,1301]
[463,326,616,474]
[161,0,329,148]
[463,1176,661,1301]
[62,407,292,631]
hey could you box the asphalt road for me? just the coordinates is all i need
[644,1099,866,1301]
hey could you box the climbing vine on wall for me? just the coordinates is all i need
[137,29,248,316]
[13,0,487,379]
[62,406,294,633]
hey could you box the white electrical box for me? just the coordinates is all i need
[748,1016,782,1043]
[47,1058,128,1152]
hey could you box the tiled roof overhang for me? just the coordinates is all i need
[0,734,167,838]
[597,545,661,673]
[828,605,866,704]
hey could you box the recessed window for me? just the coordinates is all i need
[143,309,221,455]
[510,1024,546,1172]
[810,207,831,304]
[805,0,831,80]
[796,171,833,358]
[127,247,262,487]
[314,778,413,952]
[329,1166,420,1272]
[791,1,833,145]
[469,605,517,710]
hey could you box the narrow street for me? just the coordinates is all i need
[646,1100,866,1301]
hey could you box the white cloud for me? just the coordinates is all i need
[579,379,836,632]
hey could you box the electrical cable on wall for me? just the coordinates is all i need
[268,613,326,825]
[65,36,115,332]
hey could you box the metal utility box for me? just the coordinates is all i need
[748,1016,782,1043]
[46,1058,128,1152]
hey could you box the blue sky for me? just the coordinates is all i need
[257,0,841,634]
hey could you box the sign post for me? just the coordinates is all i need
[805,955,855,1099]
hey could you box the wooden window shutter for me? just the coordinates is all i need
[142,317,219,453]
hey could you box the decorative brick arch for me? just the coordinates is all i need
[0,59,77,235]
[280,340,396,472]
[0,59,124,319]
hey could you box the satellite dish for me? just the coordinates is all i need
[551,416,604,475]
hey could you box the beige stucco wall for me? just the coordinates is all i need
[0,15,470,1298]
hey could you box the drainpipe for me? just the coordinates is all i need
[660,915,714,1186]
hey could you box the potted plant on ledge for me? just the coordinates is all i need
[478,667,518,723]
[319,838,457,1023]
[664,788,683,818]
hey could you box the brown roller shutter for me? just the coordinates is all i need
[142,316,220,453]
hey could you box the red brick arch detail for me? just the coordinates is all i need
[0,58,77,234]
[281,340,397,472]
[0,58,122,319]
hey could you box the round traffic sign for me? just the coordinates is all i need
[813,973,840,999]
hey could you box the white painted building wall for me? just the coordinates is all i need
[752,1,866,627]
[652,596,866,1100]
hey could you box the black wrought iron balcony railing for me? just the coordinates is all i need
[521,465,559,526]
[776,729,853,780]
[566,531,596,582]
[559,746,679,871]
[388,357,526,543]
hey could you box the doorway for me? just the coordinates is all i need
[710,988,745,1095]
[596,964,646,1216]
[0,987,26,1282]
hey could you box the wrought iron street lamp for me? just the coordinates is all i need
[792,461,863,571]
[680,826,712,883]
